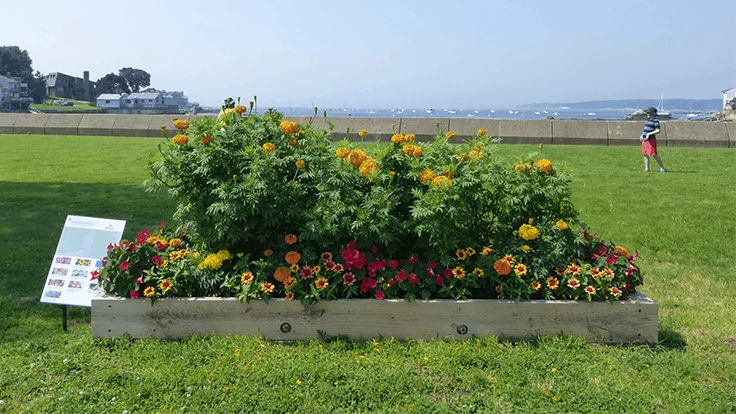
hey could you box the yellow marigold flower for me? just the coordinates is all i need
[473,268,484,277]
[389,171,396,177]
[359,129,368,138]
[241,271,254,284]
[419,169,435,184]
[315,277,329,290]
[614,246,629,257]
[285,251,301,265]
[198,253,224,270]
[159,279,173,292]
[519,223,539,241]
[514,263,528,277]
[169,238,183,248]
[534,159,554,173]
[411,146,422,157]
[431,175,452,189]
[173,119,190,130]
[263,142,275,152]
[143,286,155,297]
[173,134,189,145]
[494,259,511,276]
[285,234,298,245]
[469,150,483,160]
[216,250,233,260]
[445,131,456,139]
[260,282,275,294]
[359,159,378,178]
[348,149,369,166]
[146,235,160,245]
[556,219,569,230]
[521,245,531,253]
[391,133,404,144]
[477,128,488,136]
[235,105,247,114]
[481,247,493,256]
[336,147,350,158]
[404,133,416,142]
[285,291,295,301]
[296,159,306,169]
[280,120,299,134]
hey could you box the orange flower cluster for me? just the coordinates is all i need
[418,169,435,184]
[285,234,297,245]
[335,147,350,158]
[173,134,189,145]
[402,144,423,158]
[493,259,511,276]
[359,160,378,178]
[296,160,306,169]
[201,135,214,144]
[234,105,247,114]
[280,120,299,134]
[477,128,488,136]
[359,129,368,138]
[347,149,369,166]
[173,119,190,130]
[273,267,290,283]
[534,159,553,173]
[263,142,275,152]
[431,175,452,189]
[445,131,456,139]
[514,163,532,172]
[285,251,301,265]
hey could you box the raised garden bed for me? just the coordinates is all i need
[91,292,658,343]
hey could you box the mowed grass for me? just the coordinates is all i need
[0,134,734,413]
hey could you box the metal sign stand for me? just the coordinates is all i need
[61,305,68,331]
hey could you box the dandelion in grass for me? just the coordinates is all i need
[241,271,255,284]
[260,282,275,294]
[584,285,597,295]
[144,286,156,297]
[547,277,560,290]
[315,278,329,290]
[567,278,580,289]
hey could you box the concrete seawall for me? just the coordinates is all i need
[0,113,733,147]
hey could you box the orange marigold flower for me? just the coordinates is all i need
[273,267,290,283]
[280,120,299,134]
[241,271,255,284]
[315,277,329,290]
[452,266,466,279]
[234,105,247,114]
[264,249,273,257]
[260,282,275,294]
[445,131,456,139]
[404,133,416,142]
[336,147,350,158]
[173,134,189,145]
[296,160,306,169]
[359,159,378,178]
[143,286,156,297]
[547,277,560,290]
[494,259,511,276]
[285,234,298,245]
[285,291,295,300]
[169,238,183,248]
[201,135,214,144]
[288,136,298,146]
[285,251,301,265]
[481,247,493,256]
[614,246,629,257]
[160,279,173,292]
[263,142,275,152]
[348,149,369,166]
[359,129,368,138]
[173,119,190,130]
[431,175,452,189]
[477,128,488,136]
[419,169,435,184]
[534,159,554,173]
[391,133,405,144]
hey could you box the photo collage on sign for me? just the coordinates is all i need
[41,255,102,304]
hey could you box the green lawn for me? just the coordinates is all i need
[0,134,734,412]
[31,99,102,112]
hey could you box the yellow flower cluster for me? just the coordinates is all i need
[534,159,553,173]
[391,134,404,144]
[431,175,452,189]
[359,160,378,178]
[234,105,247,114]
[419,169,435,184]
[173,134,189,145]
[295,160,306,169]
[514,163,531,172]
[445,131,456,139]
[263,142,275,152]
[519,223,539,241]
[169,249,189,261]
[359,130,368,138]
[477,128,488,136]
[555,219,569,230]
[335,147,350,158]
[402,144,423,158]
[347,149,369,166]
[198,250,232,270]
[280,120,299,134]
[173,119,190,130]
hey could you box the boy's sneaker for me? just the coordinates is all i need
[659,168,667,173]
[643,169,650,172]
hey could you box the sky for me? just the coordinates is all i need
[2,0,735,108]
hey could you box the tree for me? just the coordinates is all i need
[118,67,151,92]
[95,73,130,94]
[0,45,47,103]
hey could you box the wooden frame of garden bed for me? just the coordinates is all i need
[91,292,658,343]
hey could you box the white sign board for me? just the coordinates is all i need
[40,215,126,307]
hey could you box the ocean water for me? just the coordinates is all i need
[205,107,713,121]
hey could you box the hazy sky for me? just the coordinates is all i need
[2,0,734,108]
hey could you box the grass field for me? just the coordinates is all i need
[0,134,734,412]
[31,99,102,112]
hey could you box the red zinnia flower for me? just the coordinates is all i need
[131,244,139,253]
[119,261,130,271]
[387,278,397,286]
[152,255,163,266]
[605,253,619,266]
[135,230,150,245]
[443,268,453,278]
[435,276,444,286]
[371,245,378,253]
[375,290,385,300]
[407,273,419,284]
[395,271,406,282]
[389,259,399,269]
[408,255,418,265]
[129,290,139,299]
[426,261,437,270]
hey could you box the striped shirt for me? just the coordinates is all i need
[642,118,660,139]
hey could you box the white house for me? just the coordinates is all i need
[96,93,125,108]
[0,74,31,109]
[723,87,736,109]
[123,92,165,108]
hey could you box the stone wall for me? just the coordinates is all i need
[0,114,733,147]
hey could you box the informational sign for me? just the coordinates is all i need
[40,215,126,307]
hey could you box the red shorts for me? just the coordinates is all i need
[642,138,658,156]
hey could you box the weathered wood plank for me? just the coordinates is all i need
[91,292,658,343]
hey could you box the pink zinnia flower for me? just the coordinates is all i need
[387,278,397,286]
[324,260,335,270]
[134,277,144,284]
[343,273,356,285]
[121,241,130,250]
[135,230,149,245]
[360,277,377,293]
[131,244,139,253]
[375,290,385,300]
[299,265,315,280]
[443,268,453,278]
[119,261,130,271]
[596,246,608,256]
[152,255,163,266]
[435,276,444,286]
[159,220,166,227]
[408,255,418,265]
[370,245,378,253]
[395,271,406,282]
[389,259,399,269]
[130,290,139,299]
[107,242,116,251]
[426,261,437,270]
[407,273,419,284]
[333,263,344,272]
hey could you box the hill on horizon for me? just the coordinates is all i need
[518,99,722,111]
